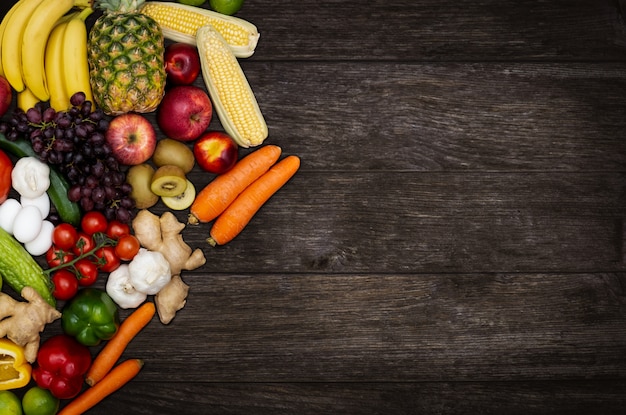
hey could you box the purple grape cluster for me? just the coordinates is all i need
[0,92,135,223]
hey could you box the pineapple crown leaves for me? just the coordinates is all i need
[95,0,146,13]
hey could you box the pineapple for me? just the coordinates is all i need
[87,0,166,115]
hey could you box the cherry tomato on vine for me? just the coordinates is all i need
[72,232,96,256]
[115,234,141,261]
[46,246,75,268]
[51,269,79,300]
[106,220,130,240]
[75,259,98,286]
[94,246,121,272]
[80,211,108,235]
[52,223,79,251]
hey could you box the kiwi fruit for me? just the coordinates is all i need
[150,165,188,197]
[162,179,196,210]
[126,164,159,209]
[152,138,195,174]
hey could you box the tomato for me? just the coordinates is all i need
[94,246,121,272]
[45,246,75,269]
[106,220,130,240]
[0,149,12,204]
[72,232,96,256]
[51,223,79,251]
[75,259,98,286]
[80,211,108,235]
[51,269,79,301]
[114,234,140,261]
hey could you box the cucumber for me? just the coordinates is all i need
[0,226,55,306]
[0,133,81,226]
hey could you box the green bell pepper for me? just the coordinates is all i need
[61,288,120,346]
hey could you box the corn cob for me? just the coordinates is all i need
[196,24,268,148]
[140,1,259,58]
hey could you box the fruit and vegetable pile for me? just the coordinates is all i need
[0,0,300,413]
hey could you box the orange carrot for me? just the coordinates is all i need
[189,144,282,224]
[85,302,155,386]
[58,359,143,415]
[208,155,301,246]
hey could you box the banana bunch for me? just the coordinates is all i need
[0,0,94,111]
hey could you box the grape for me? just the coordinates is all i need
[85,175,99,189]
[57,115,72,129]
[104,186,117,200]
[92,160,105,178]
[70,92,86,107]
[16,121,30,133]
[68,185,82,202]
[81,197,94,212]
[0,98,135,223]
[120,197,134,209]
[47,212,61,226]
[26,108,42,123]
[115,207,131,224]
[81,101,92,116]
[48,151,63,165]
[92,187,106,204]
[42,107,56,123]
[75,124,88,138]
[89,131,105,146]
[31,138,44,153]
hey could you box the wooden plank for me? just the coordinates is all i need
[87,273,626,383]
[2,1,626,62]
[82,381,626,415]
[172,170,626,273]
[240,0,626,61]
[238,62,626,171]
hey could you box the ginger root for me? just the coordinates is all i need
[0,287,62,362]
[132,210,206,276]
[155,275,190,324]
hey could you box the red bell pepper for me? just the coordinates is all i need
[32,334,92,399]
[0,148,12,204]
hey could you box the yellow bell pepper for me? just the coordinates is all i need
[0,338,32,390]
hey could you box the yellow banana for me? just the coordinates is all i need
[21,0,92,101]
[1,0,46,92]
[17,88,40,112]
[45,21,71,111]
[43,11,82,111]
[0,1,22,77]
[61,7,95,105]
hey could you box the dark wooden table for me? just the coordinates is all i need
[3,0,626,413]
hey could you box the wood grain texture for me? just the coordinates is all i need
[76,381,626,415]
[240,0,626,61]
[107,273,626,382]
[2,0,626,413]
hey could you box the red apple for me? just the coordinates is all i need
[157,85,212,142]
[0,75,12,118]
[106,113,157,165]
[193,131,238,174]
[164,43,201,86]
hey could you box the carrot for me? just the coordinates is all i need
[85,302,155,386]
[208,155,301,246]
[58,359,143,415]
[189,144,282,224]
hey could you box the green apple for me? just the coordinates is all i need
[177,0,206,6]
[0,391,22,415]
[209,0,244,15]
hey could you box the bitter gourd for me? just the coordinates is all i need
[0,226,55,306]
